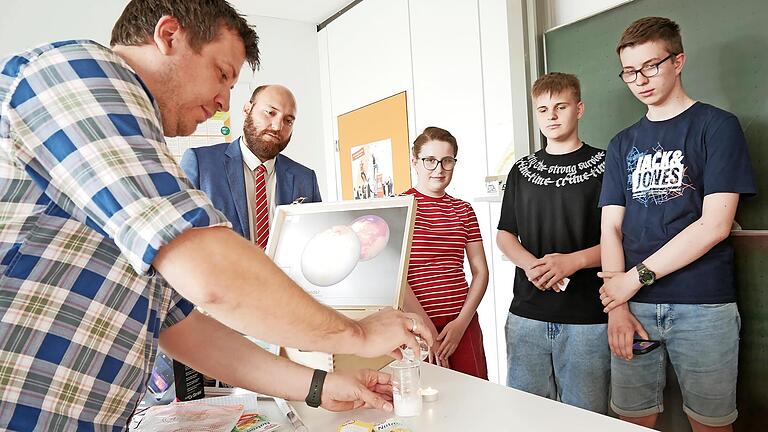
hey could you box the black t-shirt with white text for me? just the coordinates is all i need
[599,102,756,304]
[498,144,606,324]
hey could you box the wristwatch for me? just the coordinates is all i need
[305,369,327,408]
[636,262,656,286]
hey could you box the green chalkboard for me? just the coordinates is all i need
[732,233,768,432]
[545,0,768,229]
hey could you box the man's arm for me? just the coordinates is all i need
[600,193,738,311]
[644,192,737,278]
[600,205,625,274]
[600,205,648,360]
[153,227,434,358]
[496,230,586,292]
[496,230,542,286]
[533,245,601,290]
[159,311,394,412]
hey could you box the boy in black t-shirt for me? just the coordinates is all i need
[598,17,756,431]
[497,73,608,413]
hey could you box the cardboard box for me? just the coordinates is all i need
[266,196,416,372]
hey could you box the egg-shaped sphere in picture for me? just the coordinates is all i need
[349,215,390,261]
[301,225,361,286]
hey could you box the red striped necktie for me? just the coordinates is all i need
[254,164,269,249]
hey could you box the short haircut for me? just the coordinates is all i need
[616,16,683,55]
[412,127,458,157]
[110,0,260,71]
[531,72,581,102]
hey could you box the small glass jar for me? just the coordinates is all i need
[390,358,422,417]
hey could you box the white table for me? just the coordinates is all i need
[285,362,651,431]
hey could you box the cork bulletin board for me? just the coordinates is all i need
[337,92,411,200]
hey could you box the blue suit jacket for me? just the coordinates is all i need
[180,137,322,240]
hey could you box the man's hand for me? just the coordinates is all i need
[408,313,442,366]
[524,264,548,290]
[356,308,436,359]
[596,271,620,280]
[607,303,649,360]
[435,316,470,363]
[528,253,581,291]
[320,369,394,412]
[599,269,643,312]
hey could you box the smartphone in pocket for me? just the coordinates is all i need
[632,339,661,355]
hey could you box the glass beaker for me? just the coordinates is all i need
[390,358,422,417]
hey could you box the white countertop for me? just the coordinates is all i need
[286,362,652,431]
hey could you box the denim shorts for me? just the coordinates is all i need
[611,302,740,427]
[505,313,610,414]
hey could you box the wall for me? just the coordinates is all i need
[236,16,325,198]
[547,0,632,29]
[0,0,125,53]
[318,0,519,384]
[0,1,328,198]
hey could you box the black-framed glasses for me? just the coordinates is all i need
[618,53,677,83]
[420,157,457,171]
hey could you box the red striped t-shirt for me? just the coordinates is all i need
[404,188,482,319]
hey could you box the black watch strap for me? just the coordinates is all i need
[305,369,327,408]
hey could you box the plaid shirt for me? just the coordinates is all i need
[0,41,231,430]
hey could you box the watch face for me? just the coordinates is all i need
[640,273,653,285]
[638,266,655,285]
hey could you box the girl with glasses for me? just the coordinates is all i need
[401,127,489,379]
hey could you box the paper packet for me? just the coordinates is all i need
[338,420,375,432]
[232,412,281,432]
[375,418,412,432]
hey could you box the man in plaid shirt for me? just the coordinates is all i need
[0,1,434,430]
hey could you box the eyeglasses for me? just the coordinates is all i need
[419,157,457,171]
[618,53,677,83]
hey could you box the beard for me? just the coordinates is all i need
[243,112,291,161]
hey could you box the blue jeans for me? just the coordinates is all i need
[611,302,740,427]
[505,313,610,414]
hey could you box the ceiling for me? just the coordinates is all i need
[228,0,355,25]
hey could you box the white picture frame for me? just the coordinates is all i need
[266,196,416,316]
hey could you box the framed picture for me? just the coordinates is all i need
[337,92,411,201]
[266,196,416,315]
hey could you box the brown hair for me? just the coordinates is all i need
[531,72,581,101]
[412,127,458,157]
[110,0,260,71]
[616,17,683,55]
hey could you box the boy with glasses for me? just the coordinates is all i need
[497,73,608,413]
[598,17,756,431]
